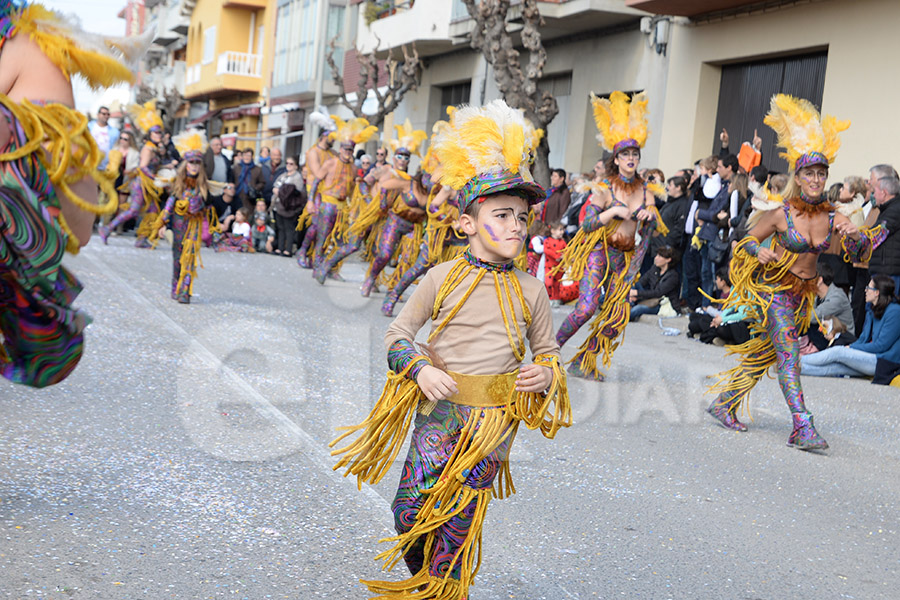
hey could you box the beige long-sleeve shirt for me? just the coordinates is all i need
[385,259,560,375]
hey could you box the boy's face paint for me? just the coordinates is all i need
[465,194,529,263]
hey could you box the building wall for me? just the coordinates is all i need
[657,0,900,180]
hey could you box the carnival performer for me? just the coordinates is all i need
[313,144,393,285]
[356,120,428,297]
[706,94,887,451]
[307,115,377,279]
[102,130,140,230]
[99,101,165,248]
[296,108,337,268]
[0,0,149,387]
[553,91,667,381]
[154,131,210,304]
[330,99,571,600]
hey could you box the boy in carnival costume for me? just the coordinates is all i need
[553,91,667,381]
[706,95,886,450]
[0,0,149,387]
[331,100,572,599]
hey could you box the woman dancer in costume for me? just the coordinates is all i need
[296,109,337,268]
[357,120,428,297]
[331,100,570,600]
[307,115,377,280]
[554,91,667,381]
[103,130,140,231]
[0,0,148,387]
[99,101,165,248]
[154,131,210,304]
[706,94,886,450]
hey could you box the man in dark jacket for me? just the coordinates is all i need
[695,154,737,304]
[540,168,571,224]
[204,136,235,216]
[868,170,900,293]
[233,148,265,214]
[261,147,286,205]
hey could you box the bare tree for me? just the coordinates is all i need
[135,84,185,134]
[324,35,422,129]
[462,0,557,186]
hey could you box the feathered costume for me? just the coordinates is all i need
[99,100,165,248]
[305,114,376,279]
[352,119,429,297]
[295,106,337,266]
[331,100,570,600]
[0,0,146,387]
[380,115,468,317]
[554,91,667,381]
[154,131,209,304]
[706,94,886,450]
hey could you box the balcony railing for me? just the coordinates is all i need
[217,51,262,77]
[364,0,415,25]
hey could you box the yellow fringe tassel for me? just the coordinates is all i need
[508,354,572,438]
[176,216,205,295]
[0,96,120,254]
[383,223,424,290]
[329,357,432,488]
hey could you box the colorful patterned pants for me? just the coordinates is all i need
[556,245,626,347]
[314,201,340,265]
[392,400,513,580]
[106,177,156,246]
[170,214,192,302]
[715,288,809,414]
[364,213,414,292]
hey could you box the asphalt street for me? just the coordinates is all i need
[1,234,898,599]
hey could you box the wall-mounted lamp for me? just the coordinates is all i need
[639,15,671,56]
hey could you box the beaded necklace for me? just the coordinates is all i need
[428,251,531,361]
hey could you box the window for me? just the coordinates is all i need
[203,25,216,65]
[439,81,471,117]
[539,73,572,168]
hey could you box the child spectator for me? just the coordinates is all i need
[251,213,275,253]
[543,221,567,306]
[801,274,900,381]
[526,219,549,276]
[630,245,681,321]
[215,207,252,252]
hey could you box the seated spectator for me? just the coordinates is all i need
[813,262,855,336]
[801,316,855,355]
[687,266,752,345]
[251,212,275,253]
[216,207,253,252]
[801,275,900,381]
[630,245,681,321]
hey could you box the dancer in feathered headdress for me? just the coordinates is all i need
[299,114,377,277]
[330,99,570,600]
[152,130,211,304]
[342,119,432,295]
[705,94,886,451]
[379,112,468,317]
[99,100,167,248]
[295,106,339,266]
[554,91,668,382]
[0,0,149,388]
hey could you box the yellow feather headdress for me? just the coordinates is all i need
[590,91,649,154]
[432,99,544,212]
[11,4,150,89]
[331,115,378,146]
[128,100,163,134]
[763,94,850,171]
[173,130,208,161]
[389,119,428,156]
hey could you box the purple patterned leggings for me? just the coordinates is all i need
[170,214,192,302]
[314,201,340,264]
[364,213,414,289]
[716,289,808,414]
[555,245,626,347]
[392,400,513,579]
